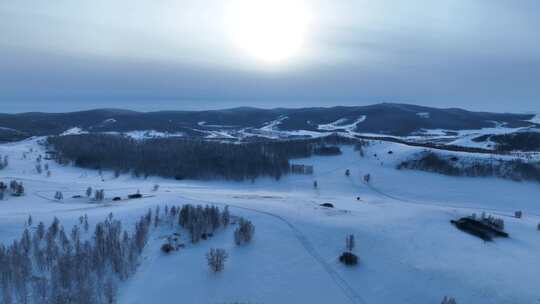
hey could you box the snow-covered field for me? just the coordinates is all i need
[1,138,540,303]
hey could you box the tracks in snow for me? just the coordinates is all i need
[176,193,367,304]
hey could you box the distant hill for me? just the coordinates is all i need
[0,103,536,142]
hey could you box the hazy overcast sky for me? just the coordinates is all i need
[1,0,539,113]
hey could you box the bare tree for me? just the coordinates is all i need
[206,248,228,272]
[94,189,105,202]
[221,205,230,227]
[346,234,355,252]
[54,191,64,201]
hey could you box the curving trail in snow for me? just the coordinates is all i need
[173,193,367,304]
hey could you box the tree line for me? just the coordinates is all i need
[398,151,540,183]
[46,134,362,181]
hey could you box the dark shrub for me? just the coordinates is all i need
[339,252,358,266]
[161,243,175,254]
[128,193,143,199]
[320,203,334,208]
[112,197,122,201]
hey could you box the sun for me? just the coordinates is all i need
[225,0,312,65]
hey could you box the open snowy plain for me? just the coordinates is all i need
[1,138,539,304]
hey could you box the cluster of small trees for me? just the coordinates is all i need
[0,180,25,199]
[234,218,255,245]
[0,155,8,170]
[177,204,231,243]
[0,212,151,304]
[472,212,504,231]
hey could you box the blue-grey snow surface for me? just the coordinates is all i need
[0,138,539,303]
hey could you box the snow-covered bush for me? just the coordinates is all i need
[234,218,255,245]
[206,248,228,272]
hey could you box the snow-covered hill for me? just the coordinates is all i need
[1,104,537,146]
[0,138,539,303]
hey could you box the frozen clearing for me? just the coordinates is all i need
[1,138,540,303]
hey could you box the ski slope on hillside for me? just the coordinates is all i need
[0,138,539,303]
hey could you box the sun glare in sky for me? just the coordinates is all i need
[225,0,312,65]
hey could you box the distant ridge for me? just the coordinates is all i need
[0,103,536,142]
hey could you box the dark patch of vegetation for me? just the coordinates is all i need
[490,132,540,152]
[398,151,540,183]
[160,243,175,254]
[451,214,508,241]
[319,203,334,208]
[47,134,363,181]
[127,193,143,199]
[339,252,358,266]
